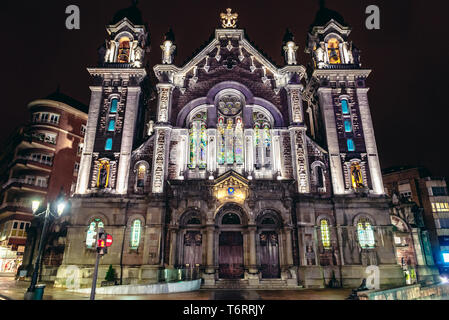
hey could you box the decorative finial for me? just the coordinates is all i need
[220,8,238,29]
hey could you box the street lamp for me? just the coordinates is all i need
[24,198,67,300]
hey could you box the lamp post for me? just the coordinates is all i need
[24,198,66,300]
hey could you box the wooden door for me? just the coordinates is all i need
[183,231,202,268]
[259,232,280,278]
[219,232,244,279]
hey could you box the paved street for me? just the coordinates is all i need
[0,277,351,300]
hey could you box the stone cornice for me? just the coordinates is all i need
[313,69,371,80]
[87,67,147,79]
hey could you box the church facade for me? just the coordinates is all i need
[54,7,405,289]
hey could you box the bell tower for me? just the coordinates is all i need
[305,3,384,195]
[76,3,150,195]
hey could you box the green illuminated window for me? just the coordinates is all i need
[131,220,141,249]
[357,219,375,248]
[321,219,331,248]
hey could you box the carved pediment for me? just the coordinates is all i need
[213,170,249,203]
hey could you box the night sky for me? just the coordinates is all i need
[1,0,448,179]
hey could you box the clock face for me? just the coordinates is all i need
[218,95,243,116]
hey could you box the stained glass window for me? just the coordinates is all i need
[225,119,234,164]
[217,117,225,165]
[110,99,118,113]
[108,119,116,132]
[137,164,146,187]
[347,139,355,152]
[188,113,207,169]
[235,118,244,164]
[253,111,272,169]
[105,138,113,151]
[357,219,375,248]
[321,219,331,248]
[131,220,141,249]
[344,119,352,132]
[341,99,349,114]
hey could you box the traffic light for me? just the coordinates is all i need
[96,228,108,255]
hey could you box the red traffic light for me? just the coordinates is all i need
[106,234,113,247]
[97,239,106,248]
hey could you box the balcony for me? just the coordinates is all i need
[322,63,361,70]
[2,178,48,193]
[0,201,33,215]
[11,156,53,170]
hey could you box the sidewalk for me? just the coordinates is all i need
[0,277,351,300]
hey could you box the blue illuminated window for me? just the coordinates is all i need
[341,99,349,114]
[443,253,449,263]
[344,119,352,132]
[110,99,118,113]
[105,138,113,151]
[108,119,116,132]
[347,139,355,152]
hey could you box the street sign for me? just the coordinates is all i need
[106,234,113,247]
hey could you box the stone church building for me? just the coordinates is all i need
[53,4,405,289]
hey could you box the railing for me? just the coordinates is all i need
[27,133,57,145]
[0,201,31,210]
[158,266,201,283]
[15,156,53,167]
[322,63,361,70]
[2,178,48,189]
[32,119,59,126]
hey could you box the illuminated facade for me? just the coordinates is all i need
[52,4,407,289]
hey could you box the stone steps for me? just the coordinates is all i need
[202,279,303,290]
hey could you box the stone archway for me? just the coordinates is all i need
[257,211,282,279]
[215,203,247,279]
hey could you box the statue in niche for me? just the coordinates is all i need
[306,244,316,266]
[351,163,364,189]
[97,161,110,189]
[314,44,325,68]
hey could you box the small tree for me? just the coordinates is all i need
[105,265,116,282]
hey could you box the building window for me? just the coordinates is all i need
[130,220,141,249]
[108,119,116,132]
[432,187,448,196]
[432,203,449,213]
[347,139,355,152]
[136,163,147,188]
[357,219,375,248]
[253,111,272,170]
[341,99,350,115]
[327,38,341,64]
[36,177,48,188]
[32,113,60,125]
[117,37,130,63]
[110,98,118,113]
[188,112,208,169]
[74,162,80,176]
[31,132,57,145]
[10,221,30,238]
[344,119,352,132]
[105,138,113,151]
[320,219,331,248]
[81,125,87,136]
[77,143,84,156]
[86,219,104,249]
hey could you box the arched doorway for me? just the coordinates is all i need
[216,204,246,279]
[179,211,203,270]
[257,211,281,279]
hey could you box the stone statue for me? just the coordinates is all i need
[99,165,108,188]
[147,120,155,136]
[314,44,325,68]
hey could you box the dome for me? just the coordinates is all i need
[111,0,144,25]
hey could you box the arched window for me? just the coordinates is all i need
[320,219,331,248]
[253,111,272,170]
[222,213,241,225]
[350,162,364,189]
[327,38,341,64]
[341,99,350,115]
[97,160,110,188]
[357,218,375,248]
[117,37,130,63]
[188,112,207,169]
[86,219,104,248]
[130,220,141,249]
[316,166,324,189]
[216,93,245,166]
[110,98,118,113]
[136,163,147,187]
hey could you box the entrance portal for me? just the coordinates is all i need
[219,232,244,279]
[259,232,280,279]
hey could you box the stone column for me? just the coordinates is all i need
[156,84,175,124]
[205,225,215,273]
[248,226,258,273]
[284,227,294,266]
[76,86,103,194]
[116,87,141,194]
[318,87,346,194]
[356,88,384,195]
